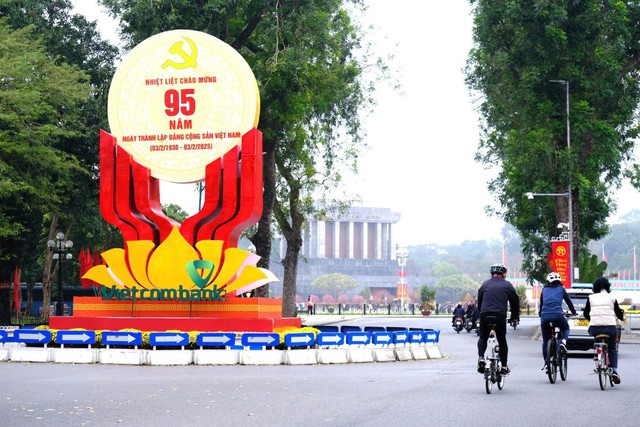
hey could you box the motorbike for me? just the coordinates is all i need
[453,316,464,333]
[464,317,477,333]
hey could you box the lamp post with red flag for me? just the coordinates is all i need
[395,245,409,308]
[47,232,73,317]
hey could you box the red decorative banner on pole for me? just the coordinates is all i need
[551,240,571,288]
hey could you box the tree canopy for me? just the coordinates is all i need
[466,0,640,279]
[311,273,358,299]
[0,19,90,264]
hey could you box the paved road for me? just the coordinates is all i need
[1,316,639,426]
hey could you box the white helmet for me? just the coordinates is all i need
[546,272,562,283]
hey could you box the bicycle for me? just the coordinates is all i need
[483,324,505,394]
[543,313,572,384]
[593,334,615,391]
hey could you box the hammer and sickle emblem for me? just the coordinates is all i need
[161,37,198,70]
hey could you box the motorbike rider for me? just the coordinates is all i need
[477,264,520,375]
[452,302,465,325]
[539,271,577,371]
[465,300,479,324]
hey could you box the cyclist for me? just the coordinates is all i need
[539,271,577,371]
[583,277,624,384]
[477,264,520,375]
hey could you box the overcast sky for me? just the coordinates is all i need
[73,0,640,246]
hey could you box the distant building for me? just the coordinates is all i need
[271,206,404,298]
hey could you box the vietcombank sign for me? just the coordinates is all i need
[100,284,226,302]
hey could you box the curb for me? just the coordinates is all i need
[0,343,443,366]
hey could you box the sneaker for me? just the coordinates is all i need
[500,365,510,375]
[559,343,567,354]
[542,364,550,374]
[477,358,486,373]
[611,372,621,384]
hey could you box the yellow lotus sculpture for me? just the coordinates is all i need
[82,227,277,296]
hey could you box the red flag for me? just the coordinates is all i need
[634,246,637,280]
[602,245,608,263]
[13,266,20,314]
[80,247,93,289]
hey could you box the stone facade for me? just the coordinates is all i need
[270,207,406,298]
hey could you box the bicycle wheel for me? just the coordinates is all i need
[597,353,607,390]
[497,361,505,390]
[559,347,568,381]
[546,340,557,384]
[485,362,493,394]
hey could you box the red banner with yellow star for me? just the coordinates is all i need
[550,240,571,288]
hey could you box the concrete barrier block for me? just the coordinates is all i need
[10,347,51,363]
[410,347,428,360]
[193,350,240,365]
[395,347,413,361]
[347,348,374,363]
[52,348,98,364]
[148,350,193,366]
[99,348,147,365]
[284,349,318,365]
[372,348,397,362]
[240,350,283,365]
[317,349,348,364]
[0,348,9,361]
[426,346,442,359]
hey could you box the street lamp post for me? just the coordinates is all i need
[47,232,73,317]
[526,191,573,285]
[395,245,408,308]
[545,79,574,283]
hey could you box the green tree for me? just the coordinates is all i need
[0,19,92,315]
[1,2,118,316]
[465,1,640,280]
[433,261,461,277]
[577,251,607,284]
[162,203,189,224]
[515,284,527,312]
[311,273,357,299]
[435,274,480,302]
[419,285,436,311]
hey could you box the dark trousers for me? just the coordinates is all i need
[589,325,618,370]
[477,312,508,365]
[540,313,570,360]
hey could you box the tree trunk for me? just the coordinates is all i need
[281,238,301,317]
[250,142,276,298]
[277,184,305,318]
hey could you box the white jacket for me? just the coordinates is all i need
[588,292,617,326]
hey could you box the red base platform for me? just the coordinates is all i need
[49,315,301,332]
[48,297,301,332]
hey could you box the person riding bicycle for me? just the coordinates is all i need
[539,271,577,371]
[452,302,465,325]
[583,277,624,384]
[477,264,520,375]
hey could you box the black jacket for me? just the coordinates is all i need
[477,277,520,319]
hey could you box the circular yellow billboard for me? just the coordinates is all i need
[108,30,260,183]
